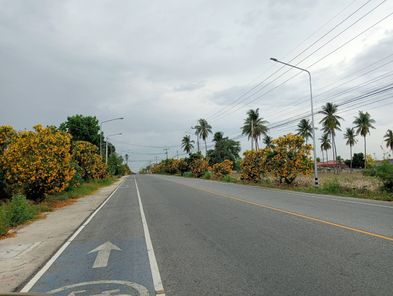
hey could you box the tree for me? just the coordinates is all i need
[59,115,100,146]
[384,129,393,155]
[353,111,375,167]
[319,133,331,162]
[263,135,273,148]
[196,119,212,155]
[319,102,342,163]
[352,153,365,169]
[263,134,313,184]
[296,119,313,144]
[0,125,75,200]
[181,135,194,154]
[343,128,357,171]
[241,108,269,150]
[72,141,107,180]
[206,132,240,165]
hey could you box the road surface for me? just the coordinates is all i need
[21,175,393,295]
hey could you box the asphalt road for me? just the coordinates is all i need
[23,175,393,296]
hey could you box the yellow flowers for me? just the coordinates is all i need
[0,125,75,200]
[241,134,312,184]
[212,160,233,178]
[72,141,107,180]
[190,158,209,177]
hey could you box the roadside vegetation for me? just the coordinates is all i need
[141,104,393,202]
[0,115,131,236]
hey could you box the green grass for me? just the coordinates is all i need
[0,177,117,237]
[47,177,116,201]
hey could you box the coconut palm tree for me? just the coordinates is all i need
[384,129,393,155]
[343,127,357,171]
[319,133,331,162]
[181,135,194,154]
[196,118,212,155]
[319,102,342,163]
[263,134,273,148]
[296,119,313,144]
[353,111,375,167]
[241,108,269,150]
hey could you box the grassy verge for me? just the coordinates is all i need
[177,171,393,202]
[0,177,117,237]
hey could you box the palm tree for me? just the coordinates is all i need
[319,102,342,163]
[241,108,269,150]
[319,133,331,162]
[384,129,393,155]
[343,127,357,171]
[263,134,273,148]
[296,119,313,144]
[181,135,194,154]
[353,111,375,167]
[196,118,212,155]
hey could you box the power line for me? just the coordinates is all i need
[205,0,371,121]
[210,6,392,122]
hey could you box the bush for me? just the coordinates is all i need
[190,158,209,178]
[240,150,265,182]
[221,175,236,183]
[264,134,312,184]
[0,125,75,200]
[4,195,38,227]
[374,161,393,192]
[202,171,212,180]
[72,141,107,180]
[321,179,342,194]
[183,171,193,177]
[107,153,127,176]
[212,160,233,178]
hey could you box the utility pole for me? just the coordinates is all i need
[164,147,169,161]
[155,156,158,164]
[176,150,179,159]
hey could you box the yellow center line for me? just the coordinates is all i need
[180,182,393,243]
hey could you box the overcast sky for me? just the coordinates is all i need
[1,0,393,169]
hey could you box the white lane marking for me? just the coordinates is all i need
[88,241,121,268]
[20,179,124,292]
[47,280,149,296]
[134,177,165,296]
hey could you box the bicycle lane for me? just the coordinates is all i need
[21,176,157,296]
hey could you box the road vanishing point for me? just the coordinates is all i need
[20,175,393,296]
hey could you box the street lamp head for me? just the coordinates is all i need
[270,57,278,62]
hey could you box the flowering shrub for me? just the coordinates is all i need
[72,141,107,180]
[190,158,209,178]
[240,150,266,182]
[0,126,17,153]
[212,160,233,178]
[0,125,75,200]
[264,134,312,184]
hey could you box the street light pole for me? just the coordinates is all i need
[99,117,124,158]
[270,58,319,187]
[105,133,122,165]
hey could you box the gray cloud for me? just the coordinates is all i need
[0,0,392,169]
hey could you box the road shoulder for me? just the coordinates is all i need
[0,177,124,292]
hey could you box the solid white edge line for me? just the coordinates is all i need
[134,177,165,296]
[20,178,124,292]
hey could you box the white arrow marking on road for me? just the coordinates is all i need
[88,241,121,268]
